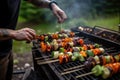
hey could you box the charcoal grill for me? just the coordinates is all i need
[32,30,120,80]
[71,25,120,44]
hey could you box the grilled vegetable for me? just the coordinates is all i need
[99,48,105,53]
[71,56,77,61]
[83,53,120,70]
[80,51,87,57]
[86,50,94,57]
[92,65,103,76]
[114,55,120,62]
[91,62,120,79]
[102,66,111,79]
[45,36,48,41]
[40,42,47,52]
[46,42,51,52]
[73,52,80,60]
[68,41,74,47]
[67,52,73,57]
[79,54,85,62]
[59,55,64,64]
[59,54,69,64]
[51,51,59,59]
[94,56,100,64]
[59,48,65,52]
[78,39,84,45]
[73,47,80,52]
[105,55,111,63]
[36,31,76,41]
[94,43,100,48]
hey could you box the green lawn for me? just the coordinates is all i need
[13,16,119,54]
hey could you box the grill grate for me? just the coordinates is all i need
[32,31,120,80]
[71,26,120,44]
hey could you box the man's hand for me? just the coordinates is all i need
[27,0,67,23]
[10,28,36,42]
[51,3,67,23]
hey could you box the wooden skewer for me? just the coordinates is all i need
[37,59,59,65]
[36,57,56,62]
[105,47,115,50]
[35,55,51,60]
[76,72,94,78]
[61,68,84,75]
[64,65,84,71]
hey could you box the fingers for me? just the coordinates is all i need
[54,10,67,23]
[57,10,67,23]
[54,11,62,23]
[23,28,36,42]
[23,28,36,38]
[51,3,67,23]
[25,31,34,42]
[13,28,36,42]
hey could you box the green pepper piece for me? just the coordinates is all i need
[94,43,100,48]
[73,52,80,60]
[45,36,48,41]
[79,54,85,62]
[71,56,76,61]
[86,50,94,57]
[79,47,84,51]
[58,34,62,38]
[59,48,65,52]
[102,66,110,79]
[114,55,120,62]
[51,51,55,58]
[105,56,111,63]
[92,65,103,76]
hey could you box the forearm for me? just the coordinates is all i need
[28,0,51,8]
[0,29,14,40]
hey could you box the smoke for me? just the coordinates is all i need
[57,0,92,19]
[54,0,119,29]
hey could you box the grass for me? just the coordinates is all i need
[13,15,119,54]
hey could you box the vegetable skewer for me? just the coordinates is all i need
[37,47,105,65]
[63,53,120,71]
[35,31,76,41]
[76,62,120,79]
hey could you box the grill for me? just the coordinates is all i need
[32,30,120,80]
[71,26,120,44]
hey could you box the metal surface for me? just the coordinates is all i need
[71,26,120,44]
[32,31,120,80]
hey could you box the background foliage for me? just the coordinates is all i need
[20,0,120,22]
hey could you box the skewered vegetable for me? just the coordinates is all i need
[86,50,94,57]
[36,31,76,41]
[91,62,120,79]
[40,40,101,53]
[60,53,119,71]
[50,45,105,64]
[84,54,120,70]
[51,51,59,59]
[91,65,103,76]
[40,38,85,52]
